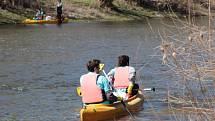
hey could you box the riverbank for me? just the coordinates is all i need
[0,9,26,24]
[0,0,215,24]
[0,1,163,24]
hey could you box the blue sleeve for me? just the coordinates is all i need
[97,75,111,92]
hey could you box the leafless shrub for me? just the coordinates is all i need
[156,0,215,120]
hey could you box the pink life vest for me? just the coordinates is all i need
[113,67,130,88]
[81,73,104,104]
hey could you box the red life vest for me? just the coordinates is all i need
[113,67,130,88]
[81,73,104,104]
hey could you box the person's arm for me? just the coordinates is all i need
[107,68,115,84]
[126,67,136,96]
[129,67,136,83]
[97,76,120,102]
[97,76,111,92]
[80,75,84,86]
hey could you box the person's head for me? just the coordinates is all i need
[86,59,101,73]
[118,55,129,67]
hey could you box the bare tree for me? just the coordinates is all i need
[5,0,39,8]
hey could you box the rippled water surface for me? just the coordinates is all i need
[0,18,212,121]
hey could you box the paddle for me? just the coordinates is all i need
[76,86,136,119]
[76,63,154,120]
[144,87,156,92]
[76,86,155,97]
[76,86,82,96]
[76,63,156,96]
[99,64,156,92]
[121,100,135,120]
[99,64,136,120]
[75,64,107,97]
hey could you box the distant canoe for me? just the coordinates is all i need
[22,18,69,24]
[80,90,144,121]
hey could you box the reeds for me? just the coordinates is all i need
[157,0,215,120]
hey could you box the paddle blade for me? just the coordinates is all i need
[76,87,82,96]
[99,63,105,71]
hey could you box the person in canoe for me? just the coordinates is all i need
[56,0,64,24]
[33,8,45,20]
[108,55,139,99]
[80,59,122,105]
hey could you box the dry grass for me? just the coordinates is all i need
[155,0,215,120]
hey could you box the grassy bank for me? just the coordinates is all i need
[43,0,163,21]
[0,0,214,24]
[0,0,180,24]
[0,9,26,24]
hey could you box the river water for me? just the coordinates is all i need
[0,18,212,121]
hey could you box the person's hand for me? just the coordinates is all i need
[117,96,129,101]
[124,95,130,101]
[117,96,123,101]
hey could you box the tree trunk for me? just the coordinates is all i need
[6,0,39,8]
[1,0,7,9]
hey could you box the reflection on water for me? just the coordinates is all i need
[0,17,212,121]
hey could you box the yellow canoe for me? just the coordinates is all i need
[22,18,69,24]
[80,90,144,121]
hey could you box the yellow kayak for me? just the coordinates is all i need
[22,18,69,24]
[80,90,144,121]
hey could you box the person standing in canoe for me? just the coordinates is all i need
[80,59,122,105]
[56,0,63,24]
[108,55,139,99]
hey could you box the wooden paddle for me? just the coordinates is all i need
[76,86,82,96]
[76,86,155,97]
[76,64,155,120]
[121,100,135,120]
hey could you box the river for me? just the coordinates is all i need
[0,17,212,121]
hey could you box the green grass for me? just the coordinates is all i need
[65,0,97,6]
[1,0,206,24]
[0,9,26,24]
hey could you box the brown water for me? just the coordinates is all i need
[0,18,213,121]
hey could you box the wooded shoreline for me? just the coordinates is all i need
[1,0,215,24]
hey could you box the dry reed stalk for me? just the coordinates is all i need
[156,0,215,120]
[181,107,215,113]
